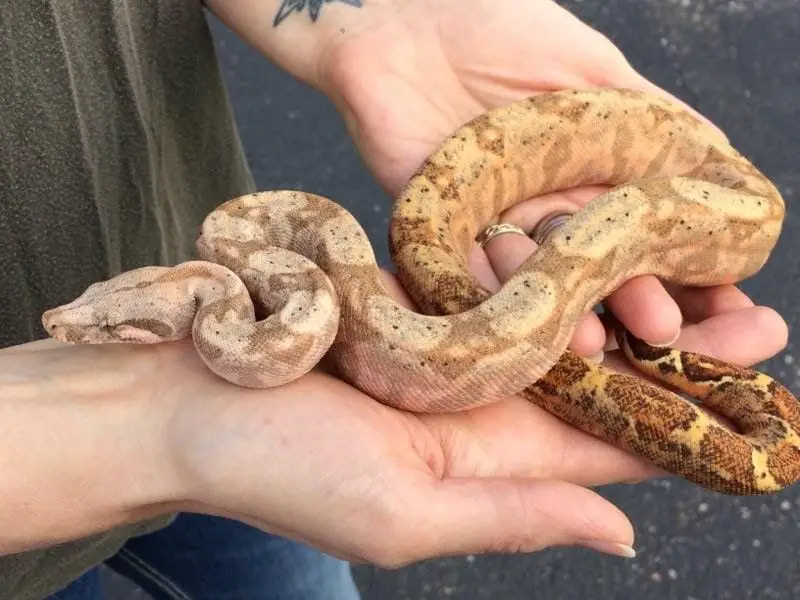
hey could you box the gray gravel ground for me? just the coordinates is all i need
[105,0,799,598]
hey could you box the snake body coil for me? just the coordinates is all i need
[43,89,800,495]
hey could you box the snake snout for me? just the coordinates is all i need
[41,311,59,336]
[41,309,87,343]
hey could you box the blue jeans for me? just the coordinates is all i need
[48,514,361,600]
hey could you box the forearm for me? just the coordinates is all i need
[0,340,185,555]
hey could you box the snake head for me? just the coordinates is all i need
[41,267,179,345]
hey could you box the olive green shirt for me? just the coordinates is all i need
[0,1,255,597]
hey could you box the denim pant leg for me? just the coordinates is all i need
[48,569,102,600]
[102,513,361,600]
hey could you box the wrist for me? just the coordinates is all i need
[206,0,385,92]
[0,340,189,553]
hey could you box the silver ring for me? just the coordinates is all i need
[475,223,527,248]
[528,211,573,246]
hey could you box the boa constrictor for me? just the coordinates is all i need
[42,88,800,496]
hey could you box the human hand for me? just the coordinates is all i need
[161,264,782,569]
[9,256,785,562]
[164,324,644,565]
[207,0,788,358]
[473,188,789,360]
[315,0,788,359]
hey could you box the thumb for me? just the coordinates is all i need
[611,63,727,140]
[398,477,636,563]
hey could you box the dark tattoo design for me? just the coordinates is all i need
[273,0,363,26]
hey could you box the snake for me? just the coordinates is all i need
[42,88,800,496]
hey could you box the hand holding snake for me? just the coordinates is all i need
[43,88,800,496]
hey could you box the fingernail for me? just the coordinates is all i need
[588,350,605,363]
[647,328,681,348]
[577,540,637,558]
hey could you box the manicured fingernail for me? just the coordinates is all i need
[589,350,605,363]
[577,540,637,558]
[648,329,681,348]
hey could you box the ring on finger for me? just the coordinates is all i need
[528,211,574,246]
[475,223,528,248]
[476,211,574,249]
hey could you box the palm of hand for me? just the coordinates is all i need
[170,345,643,566]
[321,0,787,356]
[172,291,783,564]
[325,0,646,194]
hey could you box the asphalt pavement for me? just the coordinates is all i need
[106,0,800,598]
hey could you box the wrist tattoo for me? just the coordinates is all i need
[273,0,363,26]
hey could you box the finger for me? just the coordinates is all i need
[475,319,781,489]
[603,276,683,346]
[595,308,788,434]
[602,305,788,372]
[599,57,727,139]
[664,283,756,324]
[477,234,606,358]
[669,305,789,365]
[490,187,683,347]
[497,186,606,224]
[191,477,638,568]
[379,268,418,309]
[428,393,663,486]
[381,254,607,365]
[552,308,788,481]
[397,477,636,564]
[475,190,609,358]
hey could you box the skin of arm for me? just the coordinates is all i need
[0,340,188,555]
[204,0,372,92]
[0,0,371,559]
